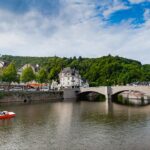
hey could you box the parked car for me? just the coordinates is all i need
[0,88,4,91]
[26,88,37,92]
[9,87,23,91]
[40,86,49,91]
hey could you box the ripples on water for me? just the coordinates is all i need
[0,101,150,150]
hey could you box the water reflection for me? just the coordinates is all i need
[0,102,150,150]
[0,119,14,127]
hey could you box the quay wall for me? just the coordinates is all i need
[0,91,63,104]
[63,88,79,100]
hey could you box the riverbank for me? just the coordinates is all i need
[0,91,63,104]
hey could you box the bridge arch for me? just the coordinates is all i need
[111,86,149,97]
[78,91,105,96]
[79,87,106,96]
[112,90,145,97]
[77,90,105,101]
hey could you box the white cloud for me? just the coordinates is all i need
[103,5,129,18]
[102,1,129,18]
[129,0,150,4]
[0,0,149,64]
[144,9,150,20]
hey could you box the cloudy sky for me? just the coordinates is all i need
[0,0,150,64]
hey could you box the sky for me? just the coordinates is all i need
[0,0,150,64]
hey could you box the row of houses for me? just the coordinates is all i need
[0,61,89,89]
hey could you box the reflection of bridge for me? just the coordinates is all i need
[79,86,150,101]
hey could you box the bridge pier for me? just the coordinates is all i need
[105,86,112,102]
[105,100,113,114]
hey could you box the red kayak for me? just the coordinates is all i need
[0,111,16,119]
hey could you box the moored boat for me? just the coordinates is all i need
[0,111,16,119]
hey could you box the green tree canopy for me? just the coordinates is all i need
[0,68,3,82]
[20,66,35,83]
[1,55,150,86]
[36,68,47,83]
[48,68,58,82]
[2,63,17,83]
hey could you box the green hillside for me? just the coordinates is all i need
[0,55,150,86]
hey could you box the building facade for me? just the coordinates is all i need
[0,61,8,68]
[51,80,59,90]
[18,64,39,75]
[59,67,88,88]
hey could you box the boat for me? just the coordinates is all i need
[0,111,16,119]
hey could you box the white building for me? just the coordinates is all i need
[59,67,88,88]
[18,64,39,75]
[0,61,8,68]
[82,79,89,88]
[51,80,59,90]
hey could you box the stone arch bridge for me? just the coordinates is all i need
[79,86,150,101]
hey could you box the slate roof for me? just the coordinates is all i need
[61,67,79,75]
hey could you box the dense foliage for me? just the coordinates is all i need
[0,55,150,86]
[36,68,48,83]
[2,63,17,83]
[20,66,35,83]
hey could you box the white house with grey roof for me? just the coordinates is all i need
[17,64,40,75]
[59,67,89,88]
[0,61,8,68]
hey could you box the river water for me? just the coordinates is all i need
[0,101,150,150]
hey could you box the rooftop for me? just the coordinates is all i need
[61,67,79,75]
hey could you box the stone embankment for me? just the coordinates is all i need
[0,91,63,104]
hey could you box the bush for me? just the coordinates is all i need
[0,92,4,99]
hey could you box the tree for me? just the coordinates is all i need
[48,68,57,82]
[1,55,150,86]
[2,63,17,84]
[36,68,47,83]
[20,66,35,83]
[0,68,3,82]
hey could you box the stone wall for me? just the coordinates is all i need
[63,88,79,100]
[0,91,63,104]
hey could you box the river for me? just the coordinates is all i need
[0,101,150,150]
